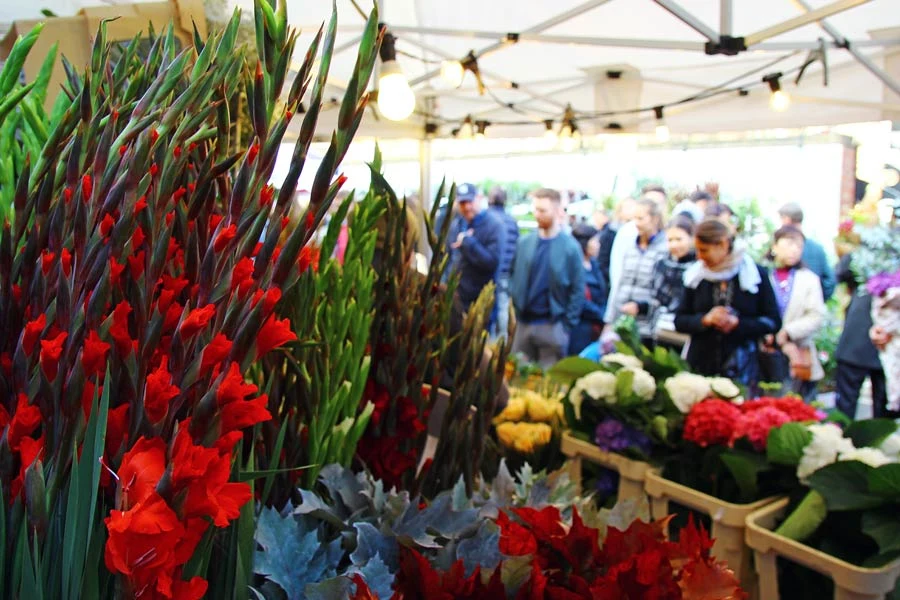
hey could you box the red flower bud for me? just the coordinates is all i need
[144,356,179,424]
[165,212,175,227]
[187,182,196,193]
[214,224,237,252]
[40,331,67,381]
[180,304,216,338]
[118,145,127,157]
[61,248,72,277]
[63,188,73,203]
[109,259,125,287]
[110,301,134,357]
[131,226,145,249]
[260,184,275,207]
[173,147,182,159]
[82,175,92,200]
[262,288,281,314]
[188,143,197,152]
[256,315,297,358]
[127,250,145,279]
[41,250,56,275]
[172,187,187,201]
[82,329,110,378]
[134,196,147,214]
[22,314,47,356]
[150,163,159,177]
[100,214,115,238]
[251,242,262,258]
[150,129,159,144]
[247,144,259,164]
[281,216,290,230]
[200,333,233,376]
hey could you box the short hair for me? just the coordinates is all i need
[635,197,663,226]
[572,223,598,253]
[641,184,666,196]
[489,186,507,207]
[695,218,733,248]
[704,203,733,218]
[778,202,804,224]
[532,187,561,204]
[689,190,714,203]
[667,215,695,237]
[774,224,805,244]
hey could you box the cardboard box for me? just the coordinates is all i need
[0,0,206,110]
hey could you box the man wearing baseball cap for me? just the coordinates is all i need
[450,183,506,314]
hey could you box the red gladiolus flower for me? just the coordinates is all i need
[100,213,115,237]
[262,288,281,314]
[213,224,237,252]
[160,273,190,297]
[165,211,175,227]
[172,187,187,201]
[109,259,126,287]
[118,145,127,157]
[173,146,182,158]
[7,394,41,452]
[305,211,314,230]
[181,449,253,527]
[144,356,180,424]
[280,216,290,230]
[297,246,320,274]
[260,184,274,207]
[256,315,297,357]
[200,334,232,376]
[41,250,55,275]
[150,128,159,144]
[82,329,110,378]
[132,226,146,249]
[180,304,216,338]
[61,248,72,277]
[247,144,259,163]
[216,363,259,407]
[221,393,271,434]
[82,174,92,199]
[117,437,166,508]
[128,250,145,279]
[163,302,183,334]
[11,435,44,500]
[230,257,255,295]
[150,163,159,177]
[40,331,68,381]
[252,242,262,257]
[135,196,148,214]
[22,313,47,355]
[110,301,134,357]
[169,577,208,600]
[63,187,73,203]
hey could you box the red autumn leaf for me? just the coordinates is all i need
[213,224,237,252]
[200,334,233,376]
[144,356,180,424]
[256,314,297,358]
[110,301,134,357]
[22,313,47,355]
[679,557,746,600]
[496,510,538,556]
[180,304,216,338]
[348,574,378,600]
[40,331,67,381]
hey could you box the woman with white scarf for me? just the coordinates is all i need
[675,219,781,389]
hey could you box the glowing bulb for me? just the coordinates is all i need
[377,61,415,121]
[440,60,464,88]
[459,117,474,139]
[655,123,670,142]
[560,133,578,152]
[560,123,573,139]
[543,123,557,140]
[770,90,790,112]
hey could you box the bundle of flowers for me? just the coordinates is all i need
[0,3,380,597]
[763,419,900,581]
[254,463,744,599]
[494,388,563,450]
[662,396,825,503]
[663,372,742,414]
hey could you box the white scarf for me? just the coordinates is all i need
[683,250,761,293]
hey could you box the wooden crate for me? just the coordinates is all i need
[560,432,653,503]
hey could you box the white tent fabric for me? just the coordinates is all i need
[3,0,899,139]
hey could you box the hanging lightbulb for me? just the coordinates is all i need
[763,72,791,112]
[377,31,416,121]
[558,104,579,152]
[543,119,557,141]
[458,115,475,139]
[440,60,464,88]
[654,106,670,142]
[474,120,489,140]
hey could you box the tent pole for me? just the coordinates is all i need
[720,0,732,36]
[744,0,872,46]
[652,0,718,42]
[792,0,900,98]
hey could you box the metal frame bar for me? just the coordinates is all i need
[791,0,900,97]
[652,0,719,41]
[720,0,733,36]
[744,0,872,46]
[405,0,616,87]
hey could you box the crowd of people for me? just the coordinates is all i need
[441,183,896,418]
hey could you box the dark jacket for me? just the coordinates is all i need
[675,264,781,378]
[596,223,616,288]
[802,238,836,301]
[510,232,585,330]
[834,254,882,370]
[568,259,607,355]
[456,210,505,307]
[652,251,696,317]
[489,205,519,279]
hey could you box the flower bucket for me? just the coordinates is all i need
[560,432,653,503]
[745,497,900,600]
[644,471,780,592]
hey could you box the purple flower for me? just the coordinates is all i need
[593,417,653,456]
[866,270,900,297]
[594,469,620,499]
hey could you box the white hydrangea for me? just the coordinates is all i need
[879,431,900,460]
[839,447,893,469]
[569,371,617,419]
[708,377,740,399]
[626,368,657,401]
[601,353,643,370]
[664,373,712,414]
[797,423,856,481]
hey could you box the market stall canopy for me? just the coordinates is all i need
[3,0,899,139]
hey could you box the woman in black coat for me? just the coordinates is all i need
[568,224,608,355]
[675,219,781,389]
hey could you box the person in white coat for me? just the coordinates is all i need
[766,225,827,402]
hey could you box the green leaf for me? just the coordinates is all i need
[844,418,898,449]
[546,357,600,383]
[767,422,813,466]
[869,463,900,497]
[775,490,827,541]
[719,450,766,502]
[862,508,900,555]
[808,460,886,511]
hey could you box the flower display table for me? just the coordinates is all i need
[746,497,900,600]
[644,471,779,592]
[560,432,653,502]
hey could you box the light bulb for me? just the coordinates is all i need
[655,123,670,142]
[560,123,573,139]
[770,90,790,112]
[560,135,577,153]
[543,124,557,141]
[377,61,415,121]
[459,117,474,139]
[440,60,464,88]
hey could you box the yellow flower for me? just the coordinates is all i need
[493,396,527,424]
[496,422,553,453]
[527,396,560,423]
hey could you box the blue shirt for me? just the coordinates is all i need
[524,238,552,321]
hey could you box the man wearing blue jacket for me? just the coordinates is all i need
[510,188,585,367]
[451,183,506,312]
[489,186,519,339]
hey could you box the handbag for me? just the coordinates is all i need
[758,344,790,385]
[782,342,813,381]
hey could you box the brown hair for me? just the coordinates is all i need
[635,197,663,230]
[695,218,733,249]
[532,187,561,204]
[667,215,695,236]
[773,224,805,244]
